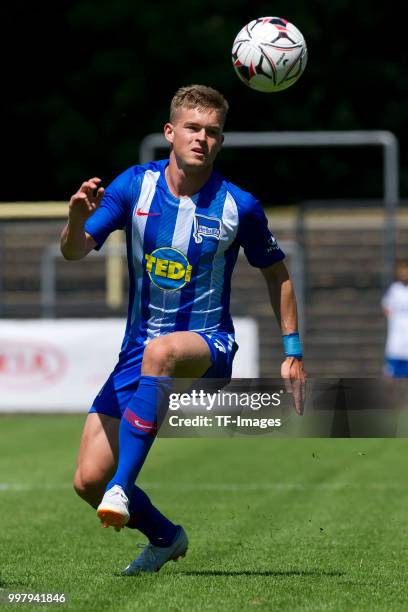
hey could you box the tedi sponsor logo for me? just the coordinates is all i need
[0,341,66,388]
[144,247,192,291]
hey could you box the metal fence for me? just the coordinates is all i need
[140,130,399,289]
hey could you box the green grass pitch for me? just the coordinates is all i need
[1,414,408,611]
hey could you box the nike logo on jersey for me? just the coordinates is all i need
[136,208,161,216]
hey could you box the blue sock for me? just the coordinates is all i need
[107,375,172,494]
[126,485,178,547]
[106,375,176,547]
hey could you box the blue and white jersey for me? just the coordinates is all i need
[85,159,285,348]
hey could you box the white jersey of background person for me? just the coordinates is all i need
[382,280,408,360]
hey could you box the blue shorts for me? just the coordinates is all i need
[89,331,238,419]
[384,358,408,378]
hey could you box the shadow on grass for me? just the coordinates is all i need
[0,577,31,590]
[115,569,344,579]
[180,569,344,577]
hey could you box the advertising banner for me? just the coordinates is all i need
[0,318,258,412]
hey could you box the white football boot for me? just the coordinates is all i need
[97,485,130,531]
[122,526,188,575]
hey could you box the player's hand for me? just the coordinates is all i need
[69,177,104,223]
[281,357,307,415]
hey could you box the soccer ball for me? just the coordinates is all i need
[232,16,307,93]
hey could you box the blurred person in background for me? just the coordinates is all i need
[382,260,408,380]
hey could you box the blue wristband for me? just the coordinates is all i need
[282,333,303,358]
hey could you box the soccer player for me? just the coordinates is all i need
[382,259,408,378]
[60,85,306,574]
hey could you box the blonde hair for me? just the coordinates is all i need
[170,84,229,126]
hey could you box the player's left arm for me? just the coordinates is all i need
[234,191,306,410]
[261,260,307,413]
[381,287,392,318]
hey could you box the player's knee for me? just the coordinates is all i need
[142,339,176,376]
[73,469,89,499]
[73,468,104,504]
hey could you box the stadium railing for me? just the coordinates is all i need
[140,130,399,289]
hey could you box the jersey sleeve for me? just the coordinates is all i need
[84,168,134,250]
[238,197,285,268]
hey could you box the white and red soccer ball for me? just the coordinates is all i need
[232,16,307,93]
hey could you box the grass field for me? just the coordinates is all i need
[1,414,408,611]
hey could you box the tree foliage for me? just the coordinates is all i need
[3,1,407,203]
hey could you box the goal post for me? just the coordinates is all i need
[139,130,399,289]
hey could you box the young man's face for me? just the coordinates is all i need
[164,106,224,172]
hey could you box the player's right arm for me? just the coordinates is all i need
[60,177,105,260]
